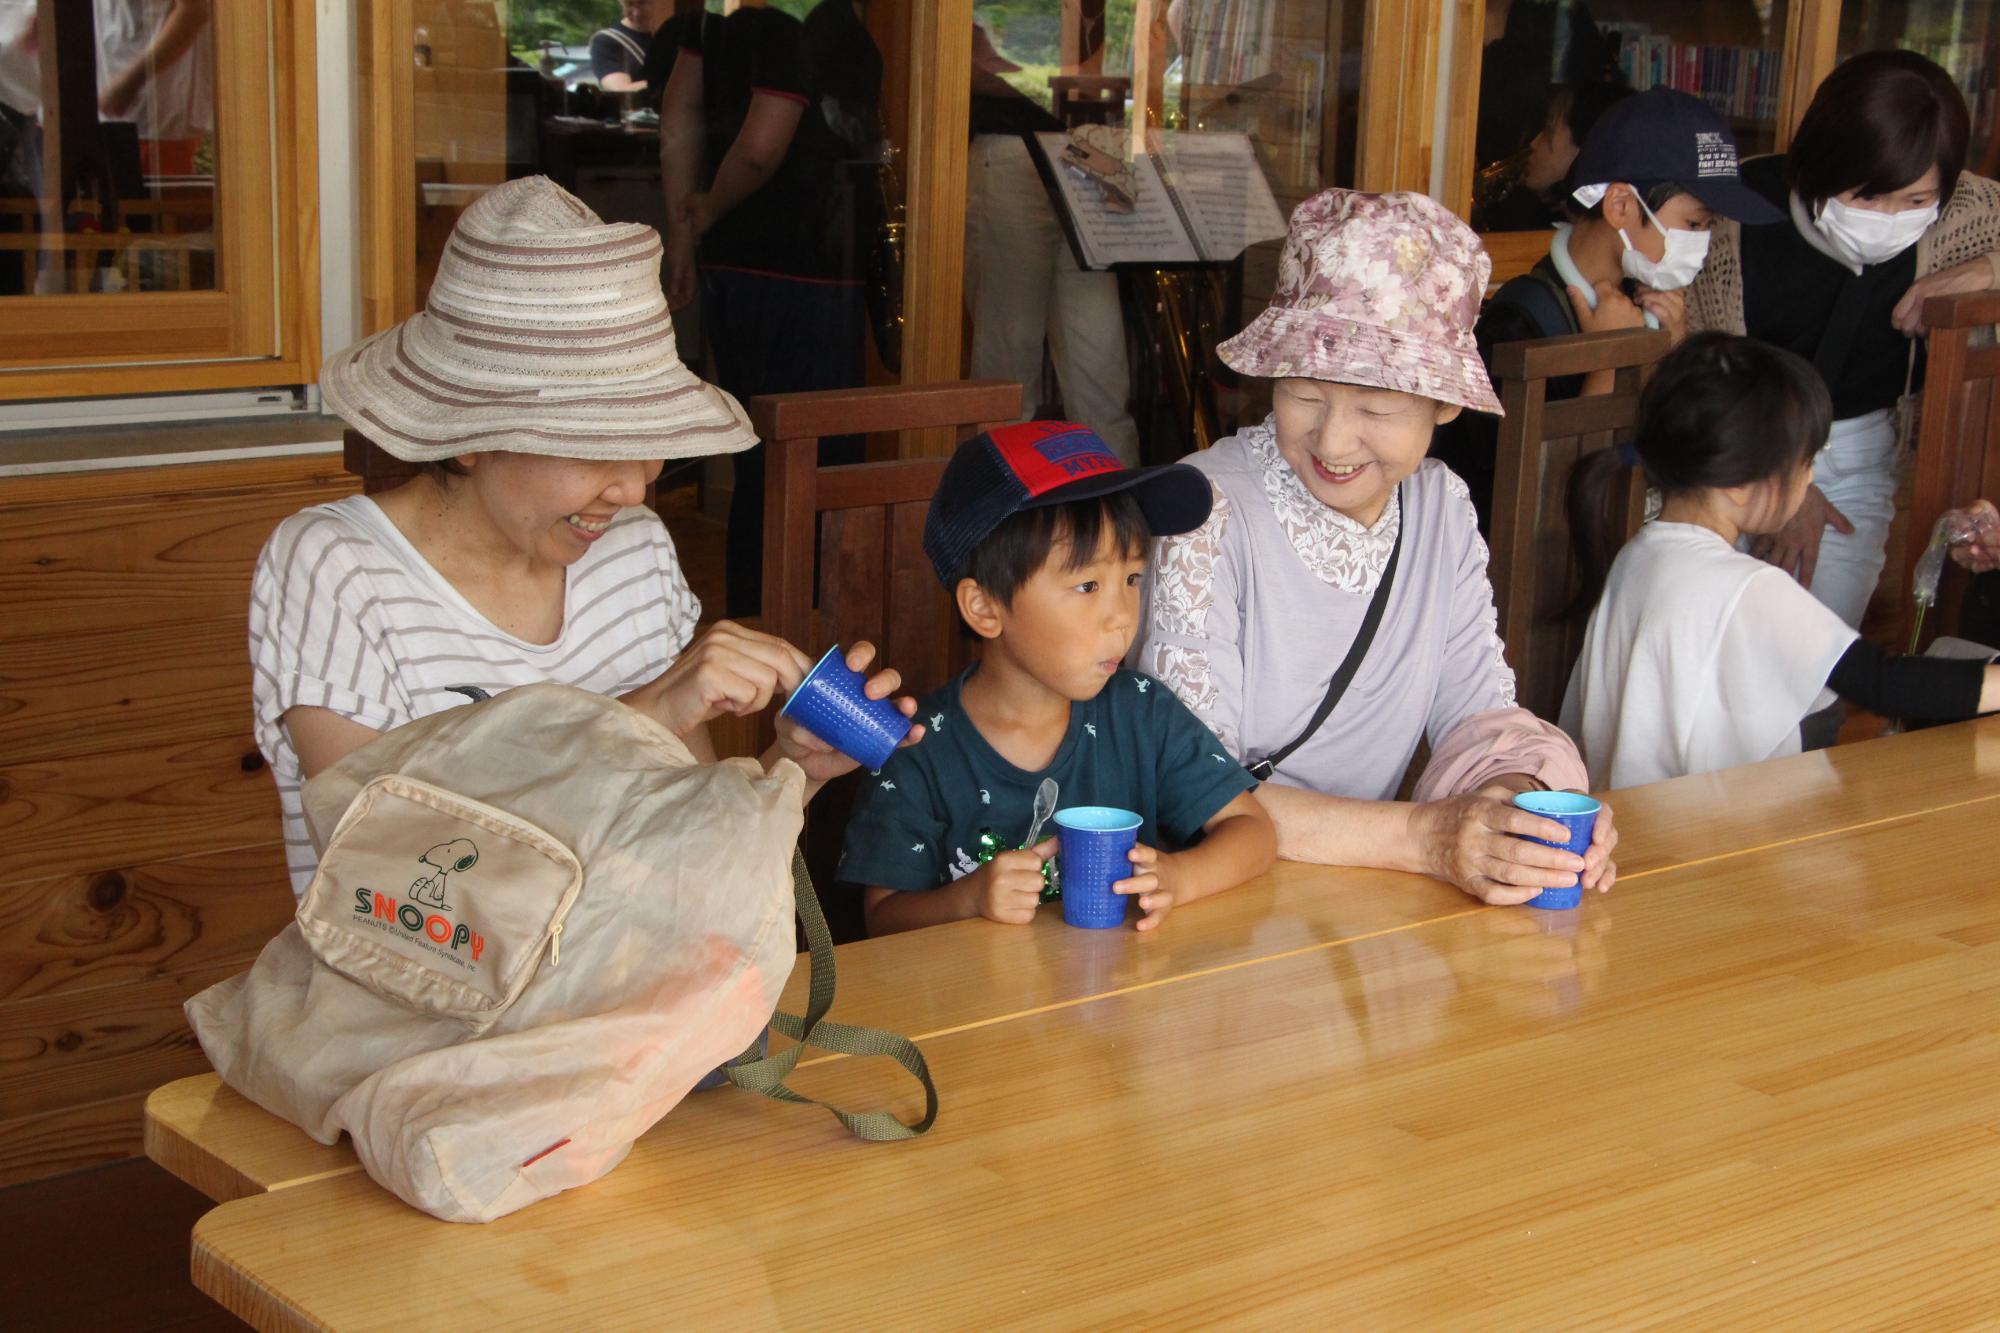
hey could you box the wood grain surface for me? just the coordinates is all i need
[185,796,2000,1329]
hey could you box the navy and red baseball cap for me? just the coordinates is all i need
[923,421,1213,587]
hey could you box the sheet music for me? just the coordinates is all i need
[1153,131,1289,261]
[1034,132,1200,269]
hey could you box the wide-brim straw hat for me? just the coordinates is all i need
[321,177,757,462]
[1218,189,1504,416]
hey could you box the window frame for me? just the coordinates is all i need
[0,0,320,401]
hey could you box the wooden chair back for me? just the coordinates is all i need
[754,379,1022,939]
[1906,289,2000,648]
[1487,327,1671,722]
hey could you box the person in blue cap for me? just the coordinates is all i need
[1434,87,1781,532]
[837,421,1275,936]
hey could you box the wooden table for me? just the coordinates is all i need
[151,721,2000,1327]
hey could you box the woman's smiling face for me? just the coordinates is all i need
[1270,378,1461,527]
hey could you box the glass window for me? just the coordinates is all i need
[0,0,220,297]
[1838,0,1999,176]
[964,0,1363,460]
[1470,0,1792,236]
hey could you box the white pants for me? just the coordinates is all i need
[1805,409,1900,629]
[963,134,1141,464]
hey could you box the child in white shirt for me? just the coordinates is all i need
[1561,333,2000,787]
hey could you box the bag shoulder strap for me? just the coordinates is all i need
[594,26,647,66]
[1247,486,1406,781]
[724,852,938,1140]
[1497,269,1581,339]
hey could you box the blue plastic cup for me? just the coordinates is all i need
[778,644,913,772]
[1511,791,1600,910]
[1054,806,1142,929]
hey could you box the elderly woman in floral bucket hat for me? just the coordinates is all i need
[1135,189,1617,904]
[253,177,919,897]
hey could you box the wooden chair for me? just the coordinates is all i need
[1904,289,2000,648]
[754,379,1022,940]
[1487,327,1672,722]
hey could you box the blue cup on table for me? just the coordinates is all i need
[1511,791,1600,910]
[777,644,913,772]
[1053,806,1142,929]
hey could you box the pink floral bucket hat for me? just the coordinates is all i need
[1218,189,1503,415]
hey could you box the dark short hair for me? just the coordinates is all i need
[1565,332,1829,618]
[954,490,1149,612]
[419,457,470,481]
[1787,50,1969,207]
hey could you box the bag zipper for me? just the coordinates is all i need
[547,921,563,967]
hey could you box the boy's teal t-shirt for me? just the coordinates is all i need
[838,667,1258,891]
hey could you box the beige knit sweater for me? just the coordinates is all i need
[1688,164,2000,337]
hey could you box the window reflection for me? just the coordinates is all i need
[0,0,219,296]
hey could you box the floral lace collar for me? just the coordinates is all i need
[1245,416,1401,594]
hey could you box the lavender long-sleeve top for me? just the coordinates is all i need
[1136,418,1586,801]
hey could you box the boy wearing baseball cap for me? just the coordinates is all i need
[1436,87,1784,530]
[838,421,1275,935]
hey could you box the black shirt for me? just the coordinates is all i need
[672,6,863,280]
[1737,155,1924,420]
[589,22,651,85]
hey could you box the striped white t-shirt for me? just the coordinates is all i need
[249,495,701,895]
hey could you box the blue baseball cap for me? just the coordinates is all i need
[923,421,1212,587]
[1569,87,1782,224]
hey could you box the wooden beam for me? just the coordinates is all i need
[1776,0,1842,150]
[900,0,975,456]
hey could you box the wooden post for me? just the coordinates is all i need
[1128,0,1168,160]
[1776,0,1842,150]
[900,0,974,457]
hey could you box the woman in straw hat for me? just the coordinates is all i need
[252,177,917,896]
[1134,189,1618,905]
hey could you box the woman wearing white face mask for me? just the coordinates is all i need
[1435,88,1777,531]
[1688,51,2000,659]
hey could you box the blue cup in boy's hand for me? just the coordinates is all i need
[1510,791,1600,910]
[1054,806,1142,929]
[779,644,915,772]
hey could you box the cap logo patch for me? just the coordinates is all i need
[988,421,1123,497]
[1694,131,1737,179]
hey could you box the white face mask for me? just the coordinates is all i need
[1812,195,1938,268]
[1616,194,1710,290]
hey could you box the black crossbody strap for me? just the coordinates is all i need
[1247,488,1405,782]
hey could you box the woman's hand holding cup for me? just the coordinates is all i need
[772,641,924,783]
[1416,787,1602,906]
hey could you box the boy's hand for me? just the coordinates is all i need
[1115,844,1180,932]
[965,839,1056,925]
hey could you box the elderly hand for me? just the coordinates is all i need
[1753,483,1852,588]
[664,227,697,312]
[1412,788,1596,906]
[771,641,924,784]
[1891,259,1997,338]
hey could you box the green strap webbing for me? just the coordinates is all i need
[724,852,938,1140]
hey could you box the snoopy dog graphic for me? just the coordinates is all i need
[409,838,478,911]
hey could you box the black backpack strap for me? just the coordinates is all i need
[1494,270,1581,340]
[1247,486,1406,782]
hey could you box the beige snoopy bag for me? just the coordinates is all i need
[186,683,936,1223]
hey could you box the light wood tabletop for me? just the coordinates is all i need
[183,793,2000,1328]
[144,718,2000,1206]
